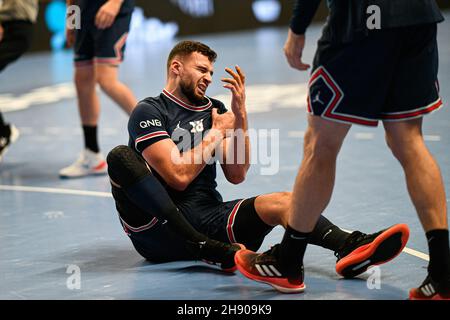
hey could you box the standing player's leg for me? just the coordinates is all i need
[233,117,351,292]
[234,192,409,292]
[59,64,107,178]
[96,64,136,115]
[384,119,450,299]
[60,14,109,178]
[75,65,101,153]
[94,13,137,115]
[380,23,449,300]
[0,21,34,161]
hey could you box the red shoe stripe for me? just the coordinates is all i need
[93,161,107,171]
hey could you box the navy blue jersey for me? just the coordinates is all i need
[79,0,135,17]
[128,90,227,203]
[291,0,444,43]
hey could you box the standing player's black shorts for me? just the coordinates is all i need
[74,7,132,67]
[308,23,442,126]
[111,185,274,262]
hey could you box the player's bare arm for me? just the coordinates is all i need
[141,109,235,191]
[220,66,250,184]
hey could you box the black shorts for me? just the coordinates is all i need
[177,195,273,252]
[308,23,443,126]
[74,13,132,67]
[0,20,33,72]
[112,186,273,262]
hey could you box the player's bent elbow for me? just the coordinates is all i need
[167,175,190,191]
[226,172,247,185]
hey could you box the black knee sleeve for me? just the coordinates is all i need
[107,145,151,187]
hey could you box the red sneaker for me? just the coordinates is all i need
[234,245,305,293]
[409,275,450,300]
[335,224,409,278]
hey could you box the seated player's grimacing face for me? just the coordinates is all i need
[178,52,214,103]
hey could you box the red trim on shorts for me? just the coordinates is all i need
[75,33,129,67]
[381,98,443,120]
[120,217,159,233]
[94,32,128,65]
[74,60,94,68]
[306,94,312,113]
[226,200,245,243]
[308,67,378,127]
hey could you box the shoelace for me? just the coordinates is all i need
[334,231,367,260]
[264,245,279,256]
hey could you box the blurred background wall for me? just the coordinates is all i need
[32,0,450,52]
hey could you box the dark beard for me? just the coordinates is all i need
[180,80,205,105]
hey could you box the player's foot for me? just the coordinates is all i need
[0,124,19,163]
[59,148,107,178]
[335,223,409,278]
[234,244,305,293]
[187,239,245,273]
[409,274,450,300]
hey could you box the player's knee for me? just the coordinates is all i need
[96,71,118,92]
[106,145,151,187]
[74,68,96,88]
[96,74,112,91]
[277,192,291,207]
[385,133,424,165]
[304,130,342,162]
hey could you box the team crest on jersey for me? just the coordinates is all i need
[190,119,204,133]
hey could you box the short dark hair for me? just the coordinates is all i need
[167,41,217,71]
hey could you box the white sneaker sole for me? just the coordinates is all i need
[59,163,108,179]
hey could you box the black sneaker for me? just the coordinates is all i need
[234,244,305,293]
[186,239,245,273]
[0,124,19,162]
[335,224,409,278]
[409,274,450,300]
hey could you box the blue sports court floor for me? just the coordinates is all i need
[0,14,449,300]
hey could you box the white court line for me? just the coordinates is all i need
[354,132,375,140]
[423,135,441,142]
[0,184,430,261]
[0,185,112,198]
[288,131,305,138]
[402,248,429,262]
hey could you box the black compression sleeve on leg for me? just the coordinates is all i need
[124,175,207,243]
[107,145,207,243]
[309,215,351,251]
